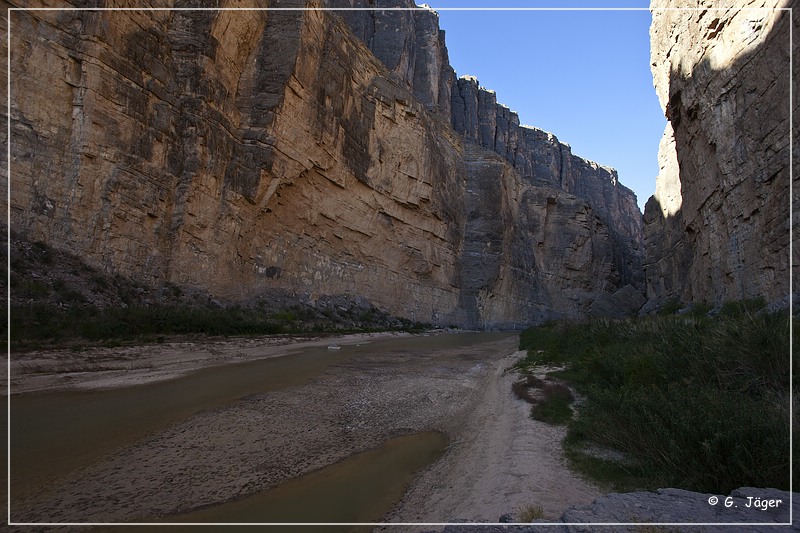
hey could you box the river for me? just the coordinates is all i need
[10,331,518,525]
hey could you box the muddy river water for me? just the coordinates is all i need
[10,332,519,524]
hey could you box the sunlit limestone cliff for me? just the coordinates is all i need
[4,0,644,328]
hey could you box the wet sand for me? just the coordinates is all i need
[9,332,599,527]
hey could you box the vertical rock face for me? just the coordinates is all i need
[8,0,466,322]
[645,0,797,309]
[324,0,455,116]
[7,0,645,327]
[450,76,644,290]
[446,144,638,328]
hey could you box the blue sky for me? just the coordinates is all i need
[428,0,666,211]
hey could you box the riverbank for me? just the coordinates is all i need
[515,307,793,494]
[10,332,599,526]
[385,351,599,525]
[6,331,412,394]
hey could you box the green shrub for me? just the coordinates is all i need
[518,305,793,493]
[271,310,297,322]
[10,298,421,349]
[689,301,713,317]
[530,382,573,425]
[719,297,766,317]
[562,445,650,492]
[658,298,683,315]
[14,279,52,300]
[11,303,285,347]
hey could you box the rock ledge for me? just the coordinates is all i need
[438,487,798,532]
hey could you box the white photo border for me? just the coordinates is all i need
[5,3,794,528]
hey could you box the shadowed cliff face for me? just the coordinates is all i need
[7,0,646,327]
[645,1,796,310]
[324,0,455,117]
[448,144,640,328]
[449,76,644,292]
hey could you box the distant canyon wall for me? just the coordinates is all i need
[644,0,797,309]
[6,0,644,327]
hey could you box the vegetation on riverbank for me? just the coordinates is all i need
[516,300,795,494]
[6,236,428,351]
[9,301,430,351]
[512,375,574,425]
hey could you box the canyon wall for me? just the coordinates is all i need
[450,75,644,290]
[324,0,455,117]
[6,0,644,327]
[645,0,797,309]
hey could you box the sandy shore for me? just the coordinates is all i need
[386,352,599,525]
[6,331,410,394]
[11,333,599,526]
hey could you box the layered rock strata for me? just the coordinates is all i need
[7,0,643,327]
[450,75,644,289]
[644,0,797,309]
[327,1,643,292]
[324,0,455,117]
[9,0,464,323]
[443,144,637,328]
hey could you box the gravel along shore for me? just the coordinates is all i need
[10,332,598,526]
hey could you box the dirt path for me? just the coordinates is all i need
[387,350,600,525]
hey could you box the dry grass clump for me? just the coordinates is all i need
[518,504,545,522]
